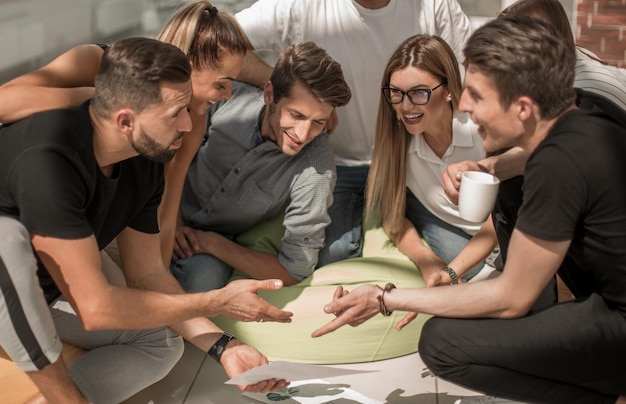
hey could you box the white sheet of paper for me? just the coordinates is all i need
[225,361,377,385]
[51,300,76,316]
[243,378,383,404]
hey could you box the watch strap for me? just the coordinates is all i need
[208,333,236,363]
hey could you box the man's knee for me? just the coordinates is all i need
[0,216,30,250]
[161,329,184,374]
[418,317,460,375]
[136,328,184,384]
[127,327,184,381]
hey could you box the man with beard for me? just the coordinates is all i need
[0,37,292,403]
[171,41,351,292]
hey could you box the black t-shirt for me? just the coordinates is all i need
[516,108,626,312]
[0,101,164,302]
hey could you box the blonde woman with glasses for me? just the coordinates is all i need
[366,35,493,290]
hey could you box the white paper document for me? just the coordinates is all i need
[243,378,383,404]
[225,361,377,385]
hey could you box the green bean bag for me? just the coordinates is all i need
[210,215,429,364]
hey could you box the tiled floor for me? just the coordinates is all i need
[123,341,483,404]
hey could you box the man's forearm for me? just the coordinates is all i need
[480,147,529,181]
[136,278,238,356]
[198,231,299,285]
[385,230,568,319]
[123,265,232,349]
[447,218,498,278]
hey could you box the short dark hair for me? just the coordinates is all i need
[464,15,576,119]
[92,37,191,118]
[499,0,575,51]
[270,41,351,108]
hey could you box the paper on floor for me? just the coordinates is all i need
[225,361,377,385]
[243,378,383,404]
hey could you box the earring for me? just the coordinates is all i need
[446,95,452,102]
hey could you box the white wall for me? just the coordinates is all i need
[3,0,577,82]
[0,0,146,80]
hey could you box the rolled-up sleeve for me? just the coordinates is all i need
[278,165,335,280]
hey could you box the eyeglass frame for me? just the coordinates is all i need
[381,82,447,106]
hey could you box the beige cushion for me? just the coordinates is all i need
[212,215,429,364]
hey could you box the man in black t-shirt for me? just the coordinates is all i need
[312,16,626,404]
[418,16,626,404]
[0,37,292,403]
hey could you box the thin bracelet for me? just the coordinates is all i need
[377,283,396,316]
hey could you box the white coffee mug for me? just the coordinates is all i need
[458,171,500,223]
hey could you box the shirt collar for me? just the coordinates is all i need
[409,111,476,159]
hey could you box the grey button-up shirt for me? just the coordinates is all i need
[181,82,336,280]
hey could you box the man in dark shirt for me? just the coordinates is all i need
[0,37,291,403]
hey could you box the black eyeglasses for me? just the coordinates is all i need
[382,82,446,105]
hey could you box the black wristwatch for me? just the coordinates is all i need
[208,333,236,363]
[440,266,459,285]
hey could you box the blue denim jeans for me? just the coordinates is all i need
[317,165,369,267]
[170,253,233,293]
[405,189,482,280]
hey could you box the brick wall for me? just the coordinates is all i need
[576,0,626,68]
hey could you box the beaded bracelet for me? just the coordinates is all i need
[440,266,459,285]
[377,282,397,316]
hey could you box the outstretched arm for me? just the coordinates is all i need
[0,44,104,123]
[116,226,293,392]
[312,230,569,337]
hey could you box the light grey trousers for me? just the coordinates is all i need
[0,216,184,403]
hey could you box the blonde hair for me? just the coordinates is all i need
[157,1,246,70]
[366,35,462,240]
